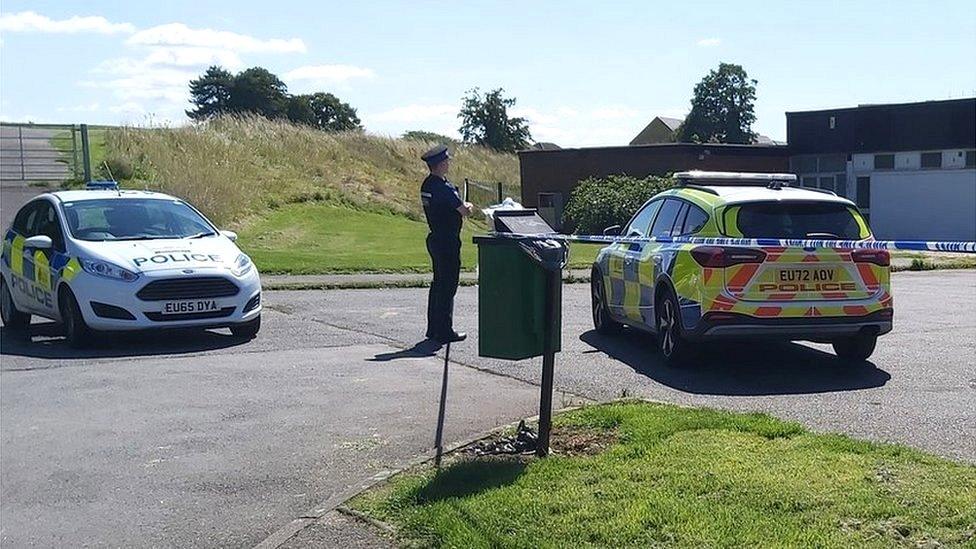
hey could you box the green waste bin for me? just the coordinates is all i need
[473,209,567,360]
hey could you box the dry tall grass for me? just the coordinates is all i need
[105,115,520,226]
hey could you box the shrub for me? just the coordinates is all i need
[562,174,674,234]
[97,154,135,180]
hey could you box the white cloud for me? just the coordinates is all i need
[127,23,305,53]
[697,37,722,47]
[0,11,135,34]
[143,47,244,69]
[590,106,641,120]
[369,104,454,123]
[57,103,101,113]
[283,64,376,88]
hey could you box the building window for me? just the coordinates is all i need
[874,154,895,170]
[819,176,835,193]
[828,116,836,129]
[834,174,847,198]
[802,176,817,188]
[856,176,871,210]
[967,150,975,168]
[920,152,942,169]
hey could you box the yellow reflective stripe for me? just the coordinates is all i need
[623,280,641,320]
[724,206,744,237]
[33,250,51,291]
[849,207,870,238]
[61,257,82,282]
[11,235,24,275]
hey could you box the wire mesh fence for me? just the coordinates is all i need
[0,123,89,182]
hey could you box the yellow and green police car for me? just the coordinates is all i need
[591,171,892,363]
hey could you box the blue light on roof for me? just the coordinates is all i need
[85,180,119,190]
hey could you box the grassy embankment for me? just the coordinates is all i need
[351,401,976,548]
[103,116,595,274]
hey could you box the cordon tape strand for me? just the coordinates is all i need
[489,232,976,254]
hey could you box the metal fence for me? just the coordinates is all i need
[0,123,92,182]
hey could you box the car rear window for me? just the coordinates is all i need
[724,201,869,240]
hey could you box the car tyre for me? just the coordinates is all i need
[1,277,31,330]
[656,288,690,365]
[591,269,622,335]
[58,286,92,348]
[832,332,877,362]
[231,315,261,339]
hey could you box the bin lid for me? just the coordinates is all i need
[493,209,554,235]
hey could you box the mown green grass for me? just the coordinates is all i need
[238,202,600,274]
[50,127,108,184]
[351,402,976,548]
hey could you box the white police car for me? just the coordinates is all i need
[0,182,261,346]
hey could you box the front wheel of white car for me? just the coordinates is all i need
[1,277,31,330]
[230,315,261,339]
[58,286,92,348]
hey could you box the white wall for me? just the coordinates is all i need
[870,170,976,241]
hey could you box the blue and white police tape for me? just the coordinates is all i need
[487,232,976,254]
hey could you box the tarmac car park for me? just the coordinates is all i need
[0,182,262,346]
[591,171,893,363]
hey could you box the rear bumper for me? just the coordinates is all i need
[692,309,893,341]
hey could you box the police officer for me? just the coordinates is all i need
[420,144,473,343]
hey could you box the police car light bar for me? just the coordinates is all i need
[86,180,120,191]
[674,171,797,187]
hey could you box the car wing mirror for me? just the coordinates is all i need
[603,225,621,236]
[220,230,238,242]
[23,235,53,249]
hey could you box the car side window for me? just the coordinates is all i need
[678,204,709,236]
[30,201,65,252]
[12,202,38,235]
[649,199,684,238]
[625,199,663,236]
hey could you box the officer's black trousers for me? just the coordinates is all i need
[426,235,460,339]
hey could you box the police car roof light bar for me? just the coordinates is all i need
[675,171,797,188]
[86,180,120,191]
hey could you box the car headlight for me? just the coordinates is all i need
[231,253,253,277]
[80,258,139,282]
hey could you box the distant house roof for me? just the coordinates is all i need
[531,142,561,151]
[657,117,683,131]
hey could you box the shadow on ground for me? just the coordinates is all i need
[580,329,891,396]
[368,339,444,362]
[0,321,250,366]
[410,459,528,504]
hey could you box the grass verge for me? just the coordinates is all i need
[350,401,976,548]
[238,202,600,274]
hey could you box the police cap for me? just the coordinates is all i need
[421,144,450,165]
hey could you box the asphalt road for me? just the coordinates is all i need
[1,270,974,547]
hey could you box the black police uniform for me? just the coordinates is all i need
[420,172,463,341]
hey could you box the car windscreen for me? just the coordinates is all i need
[61,198,216,241]
[725,201,868,240]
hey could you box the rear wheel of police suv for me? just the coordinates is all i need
[591,269,622,335]
[832,332,877,362]
[656,289,690,365]
[231,315,261,339]
[1,277,31,330]
[58,286,92,348]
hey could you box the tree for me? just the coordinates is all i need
[186,66,233,120]
[677,63,758,144]
[402,130,458,145]
[303,92,361,131]
[458,88,531,153]
[285,95,316,126]
[227,67,288,118]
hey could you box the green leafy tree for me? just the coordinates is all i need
[458,88,531,153]
[303,92,361,131]
[402,130,458,145]
[677,63,757,144]
[227,67,289,118]
[186,66,233,120]
[285,95,316,126]
[562,174,674,234]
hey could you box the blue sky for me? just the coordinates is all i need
[2,0,974,146]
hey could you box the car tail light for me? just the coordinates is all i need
[691,246,767,268]
[852,249,890,267]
